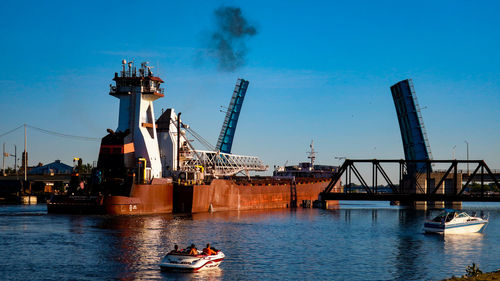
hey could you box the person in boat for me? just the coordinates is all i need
[445,212,456,222]
[188,244,198,255]
[169,244,181,254]
[203,243,216,255]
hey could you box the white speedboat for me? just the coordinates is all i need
[160,250,225,272]
[423,209,488,234]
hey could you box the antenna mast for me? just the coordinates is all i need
[307,140,316,168]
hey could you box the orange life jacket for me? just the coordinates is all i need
[203,247,216,255]
[189,248,198,255]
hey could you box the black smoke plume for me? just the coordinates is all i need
[207,6,258,72]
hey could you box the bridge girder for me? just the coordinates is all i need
[322,159,500,202]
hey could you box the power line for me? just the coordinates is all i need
[26,125,101,141]
[1,124,101,141]
[0,125,23,138]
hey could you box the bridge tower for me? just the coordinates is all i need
[216,78,249,154]
[391,79,433,174]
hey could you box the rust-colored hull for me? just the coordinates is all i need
[47,180,173,215]
[183,178,338,213]
[105,181,173,215]
[49,178,338,215]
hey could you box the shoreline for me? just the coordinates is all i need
[442,270,500,280]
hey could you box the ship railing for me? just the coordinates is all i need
[141,86,165,94]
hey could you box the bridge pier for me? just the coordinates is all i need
[391,172,463,210]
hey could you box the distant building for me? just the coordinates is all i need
[28,160,73,175]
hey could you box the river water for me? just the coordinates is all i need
[0,202,499,281]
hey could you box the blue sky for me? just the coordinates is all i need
[0,0,499,173]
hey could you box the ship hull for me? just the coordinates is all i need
[104,181,174,215]
[48,178,338,214]
[175,178,337,213]
[47,195,105,214]
[47,181,173,215]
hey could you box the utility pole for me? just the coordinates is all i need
[24,124,27,182]
[2,142,5,176]
[177,112,181,171]
[14,145,17,177]
[464,140,469,175]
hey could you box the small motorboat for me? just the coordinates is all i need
[160,248,225,272]
[423,209,488,234]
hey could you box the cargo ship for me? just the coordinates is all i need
[47,61,341,215]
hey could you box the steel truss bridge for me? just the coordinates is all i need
[321,159,500,202]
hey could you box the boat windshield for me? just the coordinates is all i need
[432,211,456,222]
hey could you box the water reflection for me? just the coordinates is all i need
[392,209,426,280]
[191,208,300,221]
[91,216,176,280]
[443,233,484,269]
[160,267,223,281]
[88,209,310,280]
[372,209,377,224]
[1,203,499,280]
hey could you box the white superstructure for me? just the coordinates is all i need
[110,61,163,179]
[157,108,192,175]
